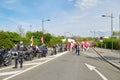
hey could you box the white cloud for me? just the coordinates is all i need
[1,0,30,13]
[4,0,19,4]
[67,0,74,2]
[75,0,98,10]
[1,0,20,10]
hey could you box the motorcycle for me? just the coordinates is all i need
[9,49,18,59]
[37,46,48,58]
[50,46,57,55]
[0,50,12,66]
[24,48,34,61]
[37,46,43,58]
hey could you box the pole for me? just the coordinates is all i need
[30,25,32,32]
[94,30,95,41]
[64,32,66,39]
[42,19,44,34]
[119,14,120,34]
[64,32,69,41]
[42,19,44,45]
[111,13,113,50]
[118,14,120,63]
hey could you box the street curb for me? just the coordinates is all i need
[92,48,120,70]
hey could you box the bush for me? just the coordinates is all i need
[97,38,120,50]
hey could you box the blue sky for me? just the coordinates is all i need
[0,0,120,37]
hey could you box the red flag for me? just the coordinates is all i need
[41,36,45,44]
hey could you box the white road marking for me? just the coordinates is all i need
[0,65,14,71]
[29,57,47,62]
[0,71,21,76]
[85,63,108,80]
[24,63,39,66]
[3,51,68,80]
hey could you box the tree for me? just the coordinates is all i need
[26,31,43,45]
[0,31,20,49]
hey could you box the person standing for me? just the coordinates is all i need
[12,44,18,68]
[18,41,27,68]
[76,43,80,56]
[13,41,27,68]
[75,44,77,54]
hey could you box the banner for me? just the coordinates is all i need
[41,35,45,44]
[30,36,34,46]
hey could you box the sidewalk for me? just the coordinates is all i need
[93,48,120,70]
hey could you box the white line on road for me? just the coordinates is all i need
[3,51,68,80]
[24,63,39,66]
[0,71,21,76]
[85,63,108,80]
[0,65,14,71]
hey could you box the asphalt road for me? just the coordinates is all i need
[0,48,120,80]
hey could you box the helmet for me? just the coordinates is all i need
[20,41,23,44]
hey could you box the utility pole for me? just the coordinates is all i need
[118,14,120,63]
[102,13,114,51]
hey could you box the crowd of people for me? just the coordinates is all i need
[67,41,92,55]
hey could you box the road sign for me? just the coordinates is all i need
[100,36,104,42]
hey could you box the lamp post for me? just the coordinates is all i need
[102,13,114,50]
[118,14,120,63]
[64,32,70,42]
[90,30,96,41]
[118,14,120,39]
[42,19,50,34]
[30,25,32,32]
[41,19,50,45]
[64,32,69,38]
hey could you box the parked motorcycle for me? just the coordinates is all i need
[24,47,34,61]
[36,45,48,58]
[9,48,18,59]
[0,49,12,66]
[51,46,57,55]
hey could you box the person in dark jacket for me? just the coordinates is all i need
[13,41,26,68]
[76,43,80,56]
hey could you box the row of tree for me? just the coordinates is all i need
[1,30,119,50]
[0,31,64,50]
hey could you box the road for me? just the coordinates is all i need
[0,48,120,80]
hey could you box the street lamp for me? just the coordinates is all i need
[90,30,96,40]
[118,14,120,63]
[30,25,32,32]
[118,14,120,39]
[64,32,69,39]
[102,13,114,50]
[42,19,50,34]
